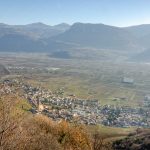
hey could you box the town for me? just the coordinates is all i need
[0,78,150,128]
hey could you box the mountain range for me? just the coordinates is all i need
[0,22,150,61]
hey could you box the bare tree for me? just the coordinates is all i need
[92,133,112,150]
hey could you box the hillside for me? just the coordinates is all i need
[124,24,150,38]
[138,34,150,49]
[0,33,46,52]
[0,22,70,39]
[0,86,135,150]
[0,64,10,75]
[0,23,69,52]
[113,129,150,150]
[50,23,140,51]
[130,48,150,62]
[1,22,150,61]
[125,24,150,49]
[0,22,142,54]
[0,91,112,150]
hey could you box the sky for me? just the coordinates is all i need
[0,0,150,27]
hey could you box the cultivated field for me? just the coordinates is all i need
[1,52,150,108]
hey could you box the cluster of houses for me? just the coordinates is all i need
[100,105,150,127]
[122,77,134,84]
[7,66,60,74]
[0,79,18,94]
[0,79,150,127]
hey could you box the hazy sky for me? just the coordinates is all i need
[0,0,150,26]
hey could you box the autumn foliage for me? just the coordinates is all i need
[0,94,112,150]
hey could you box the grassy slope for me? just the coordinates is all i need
[88,125,135,142]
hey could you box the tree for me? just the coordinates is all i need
[56,120,92,150]
[92,133,112,150]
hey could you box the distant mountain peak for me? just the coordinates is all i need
[53,23,70,31]
[55,23,70,26]
[26,22,51,28]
